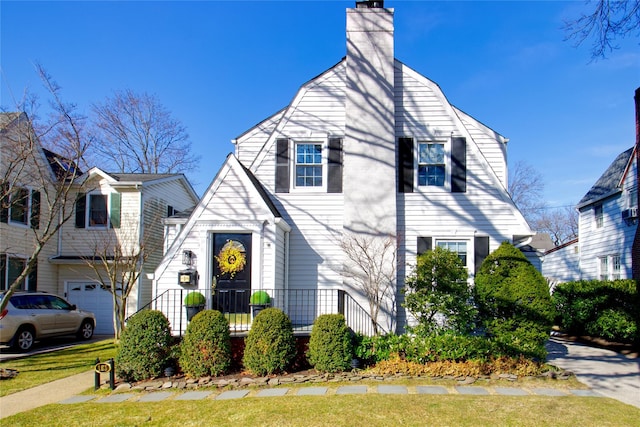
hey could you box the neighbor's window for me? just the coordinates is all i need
[88,194,108,227]
[594,204,603,228]
[9,188,29,225]
[295,143,323,187]
[612,255,621,280]
[599,256,608,280]
[0,256,32,291]
[418,143,445,187]
[437,241,467,266]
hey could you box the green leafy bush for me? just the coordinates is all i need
[250,290,271,305]
[179,310,231,377]
[307,314,353,372]
[474,242,555,360]
[403,247,476,334]
[553,279,638,343]
[243,307,296,375]
[184,291,205,307]
[116,310,172,381]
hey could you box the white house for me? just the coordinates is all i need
[543,147,637,284]
[153,2,533,335]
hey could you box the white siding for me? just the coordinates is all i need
[543,241,581,286]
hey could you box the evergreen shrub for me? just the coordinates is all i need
[474,242,555,360]
[242,307,296,375]
[116,310,172,381]
[179,310,231,377]
[307,314,353,372]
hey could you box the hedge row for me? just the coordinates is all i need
[553,279,639,343]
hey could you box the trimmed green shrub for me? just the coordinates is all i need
[307,314,353,372]
[116,310,172,382]
[243,307,296,375]
[474,242,555,360]
[553,279,638,343]
[179,310,231,377]
[249,290,271,305]
[403,246,476,335]
[184,291,205,307]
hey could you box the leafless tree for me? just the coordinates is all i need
[91,89,199,174]
[564,0,640,59]
[535,206,579,246]
[339,233,397,335]
[0,64,90,311]
[509,160,547,226]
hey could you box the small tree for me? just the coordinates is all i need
[474,242,555,360]
[339,233,397,335]
[403,247,475,335]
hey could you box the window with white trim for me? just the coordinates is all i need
[599,256,609,280]
[437,241,467,266]
[295,143,323,188]
[1,185,39,228]
[418,143,445,187]
[612,255,621,280]
[0,255,37,291]
[88,194,108,227]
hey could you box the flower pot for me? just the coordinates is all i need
[250,304,270,318]
[185,304,205,321]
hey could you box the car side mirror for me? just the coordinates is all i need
[70,304,77,310]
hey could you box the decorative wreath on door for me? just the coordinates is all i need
[216,240,247,278]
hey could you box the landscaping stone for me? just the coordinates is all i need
[377,385,408,394]
[297,387,328,396]
[96,393,135,403]
[416,385,448,395]
[138,392,173,402]
[531,388,568,397]
[336,385,367,394]
[216,390,250,400]
[175,391,212,400]
[494,387,529,396]
[256,388,289,397]
[59,395,97,404]
[455,386,489,395]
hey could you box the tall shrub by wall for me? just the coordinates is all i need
[243,308,296,375]
[179,310,232,377]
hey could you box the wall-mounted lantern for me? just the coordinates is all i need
[182,250,194,266]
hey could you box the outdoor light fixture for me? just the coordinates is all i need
[182,250,194,266]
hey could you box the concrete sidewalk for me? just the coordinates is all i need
[546,337,640,408]
[0,370,94,419]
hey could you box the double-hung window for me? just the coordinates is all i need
[599,256,609,280]
[0,254,37,291]
[88,194,108,227]
[437,241,467,266]
[594,204,603,228]
[612,255,621,280]
[295,143,323,188]
[418,143,445,187]
[9,188,29,225]
[75,191,120,229]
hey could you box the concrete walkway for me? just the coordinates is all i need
[546,337,640,408]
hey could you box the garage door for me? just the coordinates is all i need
[67,282,115,335]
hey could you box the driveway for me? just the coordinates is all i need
[0,335,111,362]
[546,337,640,408]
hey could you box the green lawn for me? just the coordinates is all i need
[0,339,116,397]
[4,394,640,426]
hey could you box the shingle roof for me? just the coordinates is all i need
[107,173,180,182]
[578,147,634,207]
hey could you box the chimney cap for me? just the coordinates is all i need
[356,1,384,8]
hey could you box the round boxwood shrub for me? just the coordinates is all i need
[307,314,353,372]
[474,241,555,360]
[179,310,231,378]
[116,310,172,382]
[250,290,271,305]
[243,307,296,375]
[184,291,206,307]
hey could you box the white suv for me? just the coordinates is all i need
[0,291,96,351]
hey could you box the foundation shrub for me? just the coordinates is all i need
[243,307,296,375]
[179,310,231,377]
[307,314,353,372]
[474,242,555,360]
[116,310,172,382]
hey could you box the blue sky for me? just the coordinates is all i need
[1,1,639,207]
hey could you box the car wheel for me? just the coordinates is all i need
[77,320,94,340]
[13,327,35,352]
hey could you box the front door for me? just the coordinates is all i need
[212,233,251,313]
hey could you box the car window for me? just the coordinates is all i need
[9,295,31,309]
[48,296,72,310]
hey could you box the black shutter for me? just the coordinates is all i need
[75,193,86,228]
[398,137,414,193]
[275,138,290,193]
[0,182,8,223]
[417,237,432,256]
[474,236,489,275]
[451,137,467,193]
[30,190,40,229]
[27,260,37,292]
[0,254,6,290]
[327,138,343,193]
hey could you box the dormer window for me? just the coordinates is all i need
[89,194,108,226]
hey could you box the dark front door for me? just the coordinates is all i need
[212,233,251,313]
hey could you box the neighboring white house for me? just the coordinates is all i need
[153,2,534,334]
[543,147,637,284]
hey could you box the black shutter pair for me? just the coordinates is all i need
[398,137,466,193]
[275,138,343,193]
[75,193,121,229]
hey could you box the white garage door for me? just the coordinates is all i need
[67,282,115,335]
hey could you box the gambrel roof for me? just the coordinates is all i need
[578,147,634,208]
